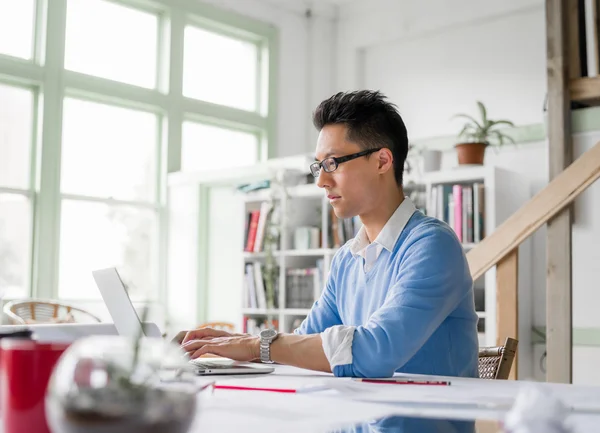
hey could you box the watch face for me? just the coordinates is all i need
[260,328,277,339]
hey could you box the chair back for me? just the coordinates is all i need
[4,300,102,325]
[478,337,518,379]
[197,321,236,332]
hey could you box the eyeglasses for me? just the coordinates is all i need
[309,148,382,178]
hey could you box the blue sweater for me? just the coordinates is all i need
[295,210,479,378]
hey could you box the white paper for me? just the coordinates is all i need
[322,376,600,413]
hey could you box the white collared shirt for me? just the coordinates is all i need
[349,197,417,272]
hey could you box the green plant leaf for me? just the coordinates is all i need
[451,113,483,131]
[488,120,515,129]
[477,101,487,126]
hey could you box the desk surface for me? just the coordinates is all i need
[1,364,597,433]
[187,365,600,433]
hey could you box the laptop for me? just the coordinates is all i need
[92,267,274,376]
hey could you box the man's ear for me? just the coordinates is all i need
[377,148,394,174]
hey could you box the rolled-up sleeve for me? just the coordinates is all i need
[329,228,470,378]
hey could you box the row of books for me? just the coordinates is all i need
[243,201,279,253]
[285,260,324,309]
[428,182,485,243]
[243,262,280,309]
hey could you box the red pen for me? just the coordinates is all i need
[214,384,296,393]
[354,378,451,386]
[213,384,328,393]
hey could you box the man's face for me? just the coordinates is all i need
[314,124,381,219]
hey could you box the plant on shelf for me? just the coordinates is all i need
[452,101,515,165]
[404,144,442,179]
[262,170,289,325]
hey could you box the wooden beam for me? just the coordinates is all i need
[466,140,600,280]
[570,76,600,101]
[546,0,573,384]
[496,248,519,380]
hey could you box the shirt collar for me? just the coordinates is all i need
[350,196,417,256]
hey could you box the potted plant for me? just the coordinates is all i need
[452,101,515,165]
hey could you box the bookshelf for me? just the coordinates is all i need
[240,180,333,335]
[237,164,531,368]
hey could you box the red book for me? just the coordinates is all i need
[245,210,260,252]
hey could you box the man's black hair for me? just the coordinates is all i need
[312,90,409,186]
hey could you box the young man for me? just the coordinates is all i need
[180,90,479,378]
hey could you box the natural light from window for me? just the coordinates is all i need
[183,25,258,112]
[58,200,157,300]
[181,121,259,172]
[0,194,31,299]
[0,0,35,59]
[0,84,33,189]
[61,98,157,202]
[65,0,158,88]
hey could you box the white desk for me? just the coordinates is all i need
[188,365,600,432]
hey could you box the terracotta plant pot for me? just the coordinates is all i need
[455,142,487,165]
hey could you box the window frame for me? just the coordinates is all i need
[0,0,278,316]
[0,81,40,298]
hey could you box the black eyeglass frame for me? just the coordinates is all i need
[310,148,382,178]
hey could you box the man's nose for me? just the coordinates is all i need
[316,170,332,188]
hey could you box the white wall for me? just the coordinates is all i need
[200,0,338,157]
[335,0,546,140]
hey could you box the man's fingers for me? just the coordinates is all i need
[192,344,222,359]
[182,337,227,352]
[181,328,226,344]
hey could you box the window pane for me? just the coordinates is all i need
[0,0,35,59]
[58,200,157,300]
[65,0,158,88]
[183,26,258,111]
[0,194,31,299]
[181,121,258,172]
[0,84,33,189]
[61,98,157,202]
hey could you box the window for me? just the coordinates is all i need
[0,84,34,189]
[181,121,259,172]
[61,98,157,202]
[0,0,276,320]
[58,199,157,300]
[0,83,35,299]
[183,25,259,112]
[0,0,36,60]
[65,0,158,88]
[0,195,32,299]
[59,98,159,299]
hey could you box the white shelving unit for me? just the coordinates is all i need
[241,180,337,334]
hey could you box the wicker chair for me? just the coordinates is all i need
[196,321,236,332]
[3,300,102,325]
[478,337,519,379]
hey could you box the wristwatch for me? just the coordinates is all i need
[259,328,279,364]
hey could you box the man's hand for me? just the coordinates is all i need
[172,327,240,346]
[181,333,260,362]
